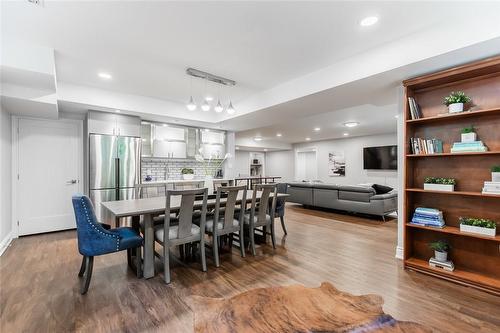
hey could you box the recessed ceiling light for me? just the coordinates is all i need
[343,122,359,128]
[264,149,268,152]
[360,16,378,27]
[276,133,282,137]
[235,146,240,150]
[343,132,349,136]
[162,124,168,127]
[205,96,214,102]
[314,127,321,131]
[115,109,121,113]
[394,115,399,118]
[98,72,112,80]
[254,137,263,141]
[305,137,311,141]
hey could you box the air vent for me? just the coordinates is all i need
[27,0,44,6]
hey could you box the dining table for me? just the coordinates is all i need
[101,190,289,279]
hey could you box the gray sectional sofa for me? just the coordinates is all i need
[287,182,397,221]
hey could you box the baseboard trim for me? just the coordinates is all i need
[395,245,404,260]
[0,231,13,256]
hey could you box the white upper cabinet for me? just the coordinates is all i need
[88,111,140,137]
[200,143,225,159]
[201,130,225,145]
[153,140,187,158]
[154,125,185,141]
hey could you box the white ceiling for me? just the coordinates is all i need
[2,1,500,145]
[2,1,455,104]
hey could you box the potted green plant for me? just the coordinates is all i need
[459,217,497,237]
[429,240,450,262]
[423,177,456,192]
[444,91,471,113]
[181,168,194,180]
[492,165,500,182]
[461,125,476,143]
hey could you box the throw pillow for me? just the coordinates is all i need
[372,184,393,194]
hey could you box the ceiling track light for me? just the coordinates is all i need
[186,68,236,86]
[186,68,237,114]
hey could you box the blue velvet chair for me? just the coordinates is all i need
[72,194,143,294]
[273,183,288,235]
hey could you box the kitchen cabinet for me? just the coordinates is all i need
[155,125,185,141]
[201,130,225,144]
[153,140,187,158]
[88,111,141,137]
[200,143,225,159]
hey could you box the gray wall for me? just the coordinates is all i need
[265,150,295,182]
[0,108,12,253]
[294,133,398,188]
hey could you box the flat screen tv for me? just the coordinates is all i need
[363,145,397,170]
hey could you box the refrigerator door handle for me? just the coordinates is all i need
[115,157,120,200]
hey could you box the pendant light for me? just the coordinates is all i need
[186,77,196,111]
[214,84,223,112]
[201,78,211,111]
[227,101,235,114]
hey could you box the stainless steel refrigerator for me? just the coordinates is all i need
[89,134,141,222]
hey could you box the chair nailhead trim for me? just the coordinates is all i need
[81,198,120,251]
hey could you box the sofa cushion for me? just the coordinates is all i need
[338,191,372,203]
[287,182,314,188]
[371,190,398,200]
[338,185,376,194]
[372,184,394,195]
[312,183,341,190]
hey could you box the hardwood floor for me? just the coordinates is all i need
[1,204,499,332]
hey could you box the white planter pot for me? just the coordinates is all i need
[492,172,500,182]
[460,224,496,237]
[461,132,476,143]
[448,103,464,113]
[424,183,454,192]
[434,250,448,262]
[182,174,194,180]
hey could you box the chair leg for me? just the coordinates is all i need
[127,248,132,268]
[135,246,142,278]
[239,227,246,258]
[270,222,276,249]
[80,256,94,295]
[163,245,171,284]
[213,234,220,268]
[280,216,288,235]
[179,244,185,261]
[78,256,86,277]
[249,226,257,256]
[200,239,207,272]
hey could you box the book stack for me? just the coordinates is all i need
[409,138,443,155]
[407,97,422,119]
[482,181,500,195]
[450,141,488,153]
[429,257,455,271]
[410,207,445,228]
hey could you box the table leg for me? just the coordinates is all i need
[143,213,155,279]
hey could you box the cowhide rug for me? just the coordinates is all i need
[187,282,432,333]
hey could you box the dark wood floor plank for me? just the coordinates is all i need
[1,204,499,332]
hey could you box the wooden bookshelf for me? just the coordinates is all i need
[403,56,500,295]
[406,188,500,198]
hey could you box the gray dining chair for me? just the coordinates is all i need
[135,183,177,227]
[154,188,208,284]
[173,180,204,190]
[134,182,168,198]
[203,185,247,267]
[212,179,234,193]
[243,183,277,256]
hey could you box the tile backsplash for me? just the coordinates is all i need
[141,158,223,181]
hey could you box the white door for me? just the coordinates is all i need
[16,118,82,235]
[296,150,317,181]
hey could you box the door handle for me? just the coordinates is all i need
[66,179,78,184]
